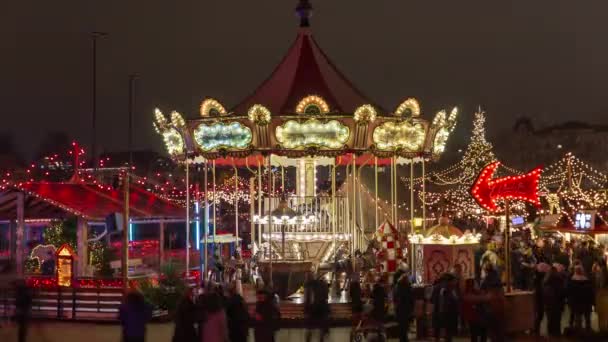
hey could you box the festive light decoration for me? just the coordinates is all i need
[409,231,481,245]
[170,111,186,128]
[247,104,271,125]
[275,119,349,149]
[56,244,75,287]
[200,98,228,117]
[372,121,426,151]
[401,110,505,215]
[252,214,317,225]
[193,122,252,151]
[394,98,421,117]
[162,129,185,156]
[262,232,350,242]
[431,107,458,155]
[353,104,377,123]
[471,161,542,212]
[295,95,330,114]
[153,109,185,156]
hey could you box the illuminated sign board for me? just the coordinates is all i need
[511,216,525,226]
[194,122,252,151]
[575,211,595,230]
[372,121,426,151]
[275,119,349,149]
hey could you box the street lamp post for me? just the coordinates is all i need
[91,31,107,176]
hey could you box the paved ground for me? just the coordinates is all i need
[0,321,589,342]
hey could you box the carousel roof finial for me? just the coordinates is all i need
[296,0,313,28]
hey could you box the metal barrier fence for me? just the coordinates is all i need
[0,285,124,321]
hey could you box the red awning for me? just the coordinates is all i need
[15,182,185,221]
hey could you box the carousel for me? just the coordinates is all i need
[153,0,459,297]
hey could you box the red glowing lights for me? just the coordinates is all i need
[471,161,542,212]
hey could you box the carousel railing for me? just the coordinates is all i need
[264,195,349,236]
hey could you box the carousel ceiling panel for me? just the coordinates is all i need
[193,122,252,152]
[275,119,349,149]
[372,121,427,152]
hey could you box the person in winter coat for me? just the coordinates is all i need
[304,277,330,342]
[225,286,249,342]
[461,279,487,342]
[200,293,228,342]
[393,274,414,342]
[118,290,153,342]
[254,289,281,342]
[370,282,387,325]
[593,261,608,333]
[172,288,198,342]
[567,265,594,332]
[482,275,506,342]
[432,273,459,342]
[532,244,548,335]
[543,267,566,337]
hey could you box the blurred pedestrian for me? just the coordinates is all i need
[172,287,198,342]
[254,289,281,342]
[226,285,249,342]
[567,265,593,333]
[304,276,330,342]
[201,293,228,342]
[14,279,32,342]
[393,274,414,342]
[461,279,487,342]
[432,273,459,342]
[118,290,152,342]
[543,267,566,337]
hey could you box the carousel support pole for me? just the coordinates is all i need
[15,193,24,277]
[185,158,190,274]
[281,165,285,192]
[410,160,415,273]
[250,176,256,252]
[422,158,426,233]
[352,156,357,258]
[332,159,336,259]
[505,199,512,293]
[234,165,239,252]
[122,170,130,291]
[212,161,217,256]
[374,157,378,229]
[203,161,209,283]
[159,221,165,268]
[267,154,273,289]
[410,161,414,234]
[395,157,399,233]
[390,157,395,225]
[257,162,262,248]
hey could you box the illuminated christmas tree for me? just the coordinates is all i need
[459,111,498,184]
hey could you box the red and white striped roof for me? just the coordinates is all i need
[231,24,380,115]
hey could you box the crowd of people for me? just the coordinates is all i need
[471,230,608,338]
[118,281,280,342]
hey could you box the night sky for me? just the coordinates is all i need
[3,1,608,160]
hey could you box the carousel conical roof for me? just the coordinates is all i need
[232,1,381,115]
